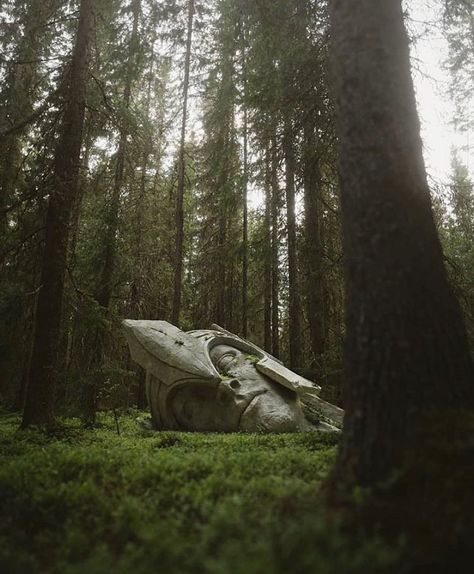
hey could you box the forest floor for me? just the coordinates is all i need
[0,410,399,574]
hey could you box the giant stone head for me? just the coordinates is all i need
[122,320,343,432]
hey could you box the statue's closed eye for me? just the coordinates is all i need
[215,352,236,373]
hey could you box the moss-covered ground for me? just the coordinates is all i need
[0,411,398,574]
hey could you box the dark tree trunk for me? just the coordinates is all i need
[283,118,302,369]
[68,122,93,270]
[216,217,227,326]
[241,29,249,338]
[328,0,474,565]
[131,26,155,323]
[172,0,195,325]
[241,98,249,338]
[21,0,94,429]
[270,133,280,358]
[58,126,93,407]
[263,145,272,352]
[303,123,326,369]
[227,263,235,332]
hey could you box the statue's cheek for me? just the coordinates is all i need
[171,386,220,431]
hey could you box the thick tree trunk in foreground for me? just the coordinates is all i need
[21,0,94,428]
[172,0,195,325]
[329,0,474,565]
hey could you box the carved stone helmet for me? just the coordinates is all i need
[122,320,341,432]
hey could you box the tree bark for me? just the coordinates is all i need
[130,23,156,322]
[283,117,302,369]
[241,93,249,338]
[21,0,94,428]
[216,216,227,326]
[172,0,195,325]
[263,145,272,352]
[328,0,474,564]
[241,30,249,338]
[303,123,327,369]
[270,132,280,358]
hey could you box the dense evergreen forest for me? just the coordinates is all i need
[1,0,348,420]
[0,0,473,572]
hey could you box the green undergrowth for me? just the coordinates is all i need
[0,411,398,574]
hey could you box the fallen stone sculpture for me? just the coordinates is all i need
[122,320,344,433]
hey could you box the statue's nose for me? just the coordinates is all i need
[216,379,244,404]
[212,379,265,432]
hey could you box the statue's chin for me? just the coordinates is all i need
[239,394,310,433]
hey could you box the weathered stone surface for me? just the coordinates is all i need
[122,320,343,433]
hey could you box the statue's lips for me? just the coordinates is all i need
[239,393,278,431]
[237,389,268,425]
[239,390,307,432]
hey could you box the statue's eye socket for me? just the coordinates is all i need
[216,353,236,373]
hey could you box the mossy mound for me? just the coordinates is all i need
[0,411,397,574]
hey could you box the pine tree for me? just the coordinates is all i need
[172,0,195,325]
[21,0,95,428]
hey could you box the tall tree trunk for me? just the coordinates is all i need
[216,217,227,326]
[270,132,280,358]
[131,25,156,321]
[241,32,249,338]
[21,0,94,428]
[172,0,195,325]
[69,121,93,269]
[227,262,235,332]
[303,123,326,369]
[60,124,93,397]
[283,118,301,369]
[241,101,249,338]
[328,0,474,565]
[263,145,272,352]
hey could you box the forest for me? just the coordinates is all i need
[0,0,473,573]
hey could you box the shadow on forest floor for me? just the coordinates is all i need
[0,410,399,574]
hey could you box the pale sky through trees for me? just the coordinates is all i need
[246,1,474,210]
[408,0,473,182]
[100,0,471,210]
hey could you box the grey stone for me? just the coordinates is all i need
[122,320,343,433]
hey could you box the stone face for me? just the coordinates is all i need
[122,320,343,433]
